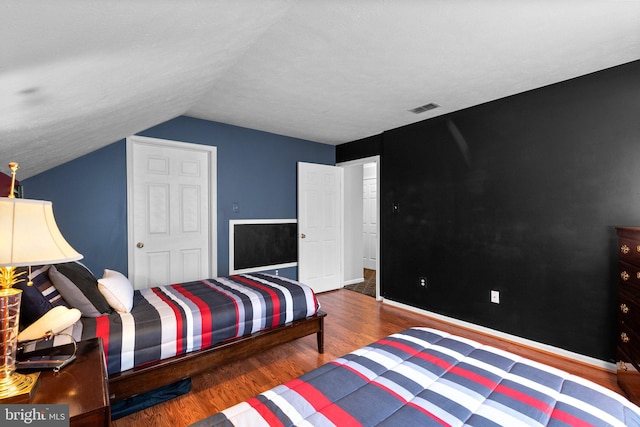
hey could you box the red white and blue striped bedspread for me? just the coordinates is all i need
[80,274,319,375]
[195,327,640,427]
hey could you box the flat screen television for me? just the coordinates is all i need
[229,219,298,274]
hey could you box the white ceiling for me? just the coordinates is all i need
[2,1,639,179]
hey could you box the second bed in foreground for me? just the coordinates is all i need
[195,327,640,426]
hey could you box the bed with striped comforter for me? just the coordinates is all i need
[195,327,640,427]
[79,273,319,375]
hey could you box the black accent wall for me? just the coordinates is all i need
[337,60,640,361]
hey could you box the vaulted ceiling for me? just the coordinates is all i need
[2,1,639,178]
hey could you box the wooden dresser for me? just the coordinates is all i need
[616,226,640,405]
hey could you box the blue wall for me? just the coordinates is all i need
[23,116,335,279]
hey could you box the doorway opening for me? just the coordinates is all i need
[339,156,380,299]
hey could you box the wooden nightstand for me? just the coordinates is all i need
[27,338,110,426]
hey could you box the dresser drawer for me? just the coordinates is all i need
[620,288,640,331]
[618,346,640,372]
[619,260,640,289]
[618,234,640,266]
[619,321,640,358]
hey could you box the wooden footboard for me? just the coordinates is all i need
[108,311,326,403]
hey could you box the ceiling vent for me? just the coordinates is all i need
[409,103,439,114]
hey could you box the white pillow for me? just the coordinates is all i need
[18,306,81,342]
[97,269,134,313]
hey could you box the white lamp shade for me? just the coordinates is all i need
[0,197,83,266]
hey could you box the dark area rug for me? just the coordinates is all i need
[343,269,376,298]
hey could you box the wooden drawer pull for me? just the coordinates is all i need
[621,303,630,314]
[621,271,630,281]
[622,244,631,254]
[621,332,630,343]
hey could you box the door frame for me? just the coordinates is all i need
[126,135,218,283]
[338,155,381,300]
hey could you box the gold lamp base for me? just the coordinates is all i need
[0,371,40,403]
[0,284,36,403]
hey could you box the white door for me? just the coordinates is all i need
[127,136,217,289]
[297,162,343,293]
[363,163,377,270]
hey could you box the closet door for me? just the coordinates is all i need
[127,136,217,289]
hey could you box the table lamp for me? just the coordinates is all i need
[0,163,82,401]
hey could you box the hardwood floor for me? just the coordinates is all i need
[112,289,623,426]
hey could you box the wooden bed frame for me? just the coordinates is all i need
[107,310,326,403]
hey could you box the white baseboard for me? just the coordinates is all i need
[382,298,616,372]
[343,277,364,286]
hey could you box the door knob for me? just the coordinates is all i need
[300,234,306,239]
[136,242,144,248]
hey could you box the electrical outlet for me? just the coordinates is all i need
[491,290,500,304]
[418,277,427,288]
